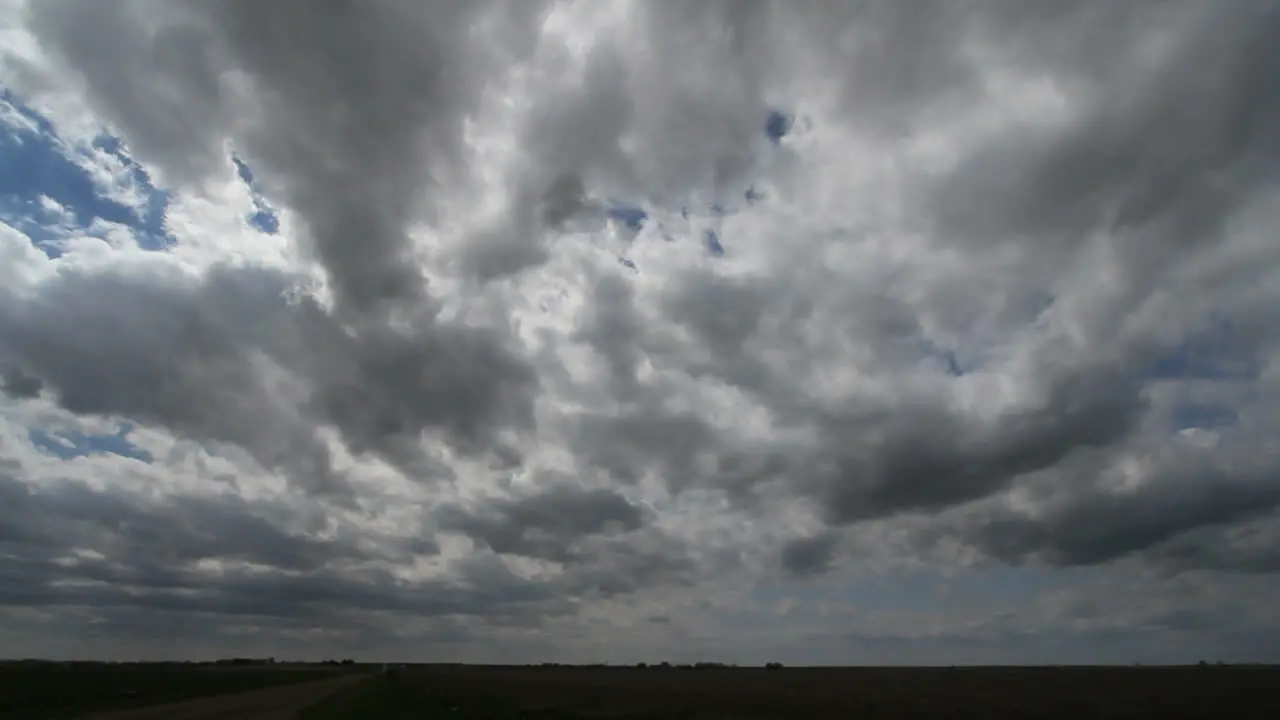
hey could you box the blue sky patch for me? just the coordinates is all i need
[89,133,173,250]
[0,88,173,254]
[28,423,153,463]
[607,205,647,232]
[921,340,967,377]
[704,229,725,257]
[233,154,257,185]
[248,208,279,234]
[1146,318,1258,381]
[765,110,793,144]
[0,197,76,258]
[584,109,802,259]
[1172,403,1238,432]
[232,155,280,234]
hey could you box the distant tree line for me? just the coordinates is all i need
[535,661,784,670]
[208,657,353,666]
[212,657,276,666]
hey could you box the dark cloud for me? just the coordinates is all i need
[942,452,1280,572]
[0,364,41,398]
[0,260,538,492]
[0,559,553,624]
[0,263,348,494]
[0,470,418,574]
[0,468,564,635]
[28,0,554,311]
[307,320,539,474]
[9,0,549,493]
[441,482,646,562]
[1148,513,1280,575]
[587,262,1150,524]
[572,408,721,490]
[557,531,702,600]
[927,2,1280,260]
[438,482,703,600]
[811,369,1147,524]
[779,532,839,577]
[574,275,648,403]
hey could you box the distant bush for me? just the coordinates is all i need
[765,662,784,670]
[214,657,276,667]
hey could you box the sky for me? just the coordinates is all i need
[0,0,1278,666]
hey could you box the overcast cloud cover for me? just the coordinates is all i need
[1,0,1279,665]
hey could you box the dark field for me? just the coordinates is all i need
[0,661,356,719]
[304,664,1280,720]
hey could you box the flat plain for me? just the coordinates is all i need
[75,674,364,720]
[0,662,356,719]
[302,664,1280,720]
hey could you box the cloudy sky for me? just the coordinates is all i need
[0,0,1278,665]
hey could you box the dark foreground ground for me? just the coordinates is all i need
[0,662,357,719]
[303,664,1280,720]
[77,675,363,720]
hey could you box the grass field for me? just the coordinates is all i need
[0,661,356,719]
[302,664,1280,719]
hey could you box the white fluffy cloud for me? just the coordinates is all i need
[0,0,1278,663]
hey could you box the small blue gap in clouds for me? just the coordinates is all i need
[921,340,966,377]
[248,209,279,234]
[1146,316,1258,381]
[745,185,766,205]
[1030,292,1055,319]
[765,110,793,144]
[232,153,280,235]
[607,205,647,232]
[0,88,173,253]
[28,423,153,463]
[1,198,72,257]
[232,155,256,185]
[91,133,174,250]
[940,351,964,377]
[1172,403,1238,432]
[704,229,725,257]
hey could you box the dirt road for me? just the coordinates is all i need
[75,674,364,720]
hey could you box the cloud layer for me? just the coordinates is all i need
[1,0,1278,663]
